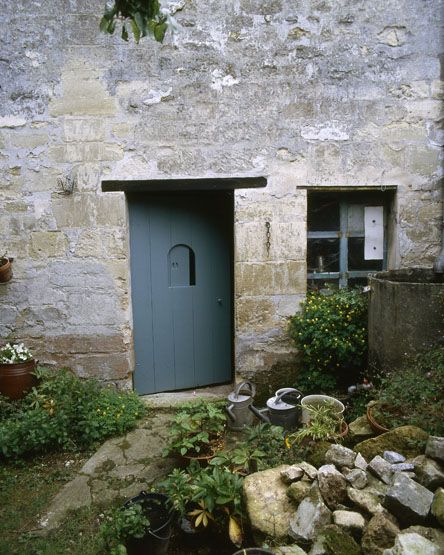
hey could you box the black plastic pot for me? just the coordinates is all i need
[124,492,173,555]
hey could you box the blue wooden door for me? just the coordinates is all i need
[128,193,232,394]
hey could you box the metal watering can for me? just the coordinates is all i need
[253,387,303,431]
[226,381,258,431]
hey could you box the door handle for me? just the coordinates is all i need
[217,298,223,305]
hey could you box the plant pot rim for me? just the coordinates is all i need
[0,358,36,367]
[366,402,390,434]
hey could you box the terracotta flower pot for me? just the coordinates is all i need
[0,258,12,283]
[366,403,390,434]
[0,359,37,400]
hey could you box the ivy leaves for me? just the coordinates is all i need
[100,0,168,43]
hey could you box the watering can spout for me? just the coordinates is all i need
[249,405,271,423]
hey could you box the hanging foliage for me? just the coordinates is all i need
[100,0,168,43]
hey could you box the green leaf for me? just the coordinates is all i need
[121,24,129,41]
[153,21,167,42]
[134,12,146,36]
[130,18,141,43]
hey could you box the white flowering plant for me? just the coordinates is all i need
[0,343,33,364]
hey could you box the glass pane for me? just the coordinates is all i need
[348,277,369,288]
[308,195,340,231]
[348,237,384,271]
[307,278,339,292]
[307,238,340,273]
[347,204,364,234]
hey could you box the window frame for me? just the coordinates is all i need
[307,191,393,288]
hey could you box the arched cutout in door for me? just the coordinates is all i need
[168,244,196,287]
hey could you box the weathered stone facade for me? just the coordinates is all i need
[0,0,443,390]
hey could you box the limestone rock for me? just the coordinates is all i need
[288,481,312,504]
[325,444,356,468]
[243,465,294,542]
[289,485,332,543]
[274,546,308,555]
[382,532,441,555]
[413,455,444,490]
[401,525,444,548]
[368,455,394,485]
[348,415,375,440]
[297,461,318,480]
[347,486,385,515]
[384,472,434,524]
[317,464,348,510]
[431,487,444,527]
[426,436,444,463]
[281,465,304,484]
[361,513,400,555]
[391,462,415,472]
[333,510,366,535]
[383,451,405,464]
[309,524,360,555]
[355,452,368,471]
[353,426,428,461]
[344,468,368,489]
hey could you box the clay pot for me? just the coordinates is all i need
[0,359,37,400]
[366,403,390,434]
[0,258,12,283]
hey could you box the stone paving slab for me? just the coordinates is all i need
[37,387,231,532]
[38,412,176,531]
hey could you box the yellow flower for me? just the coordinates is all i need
[284,437,292,449]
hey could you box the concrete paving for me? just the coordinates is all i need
[38,386,231,531]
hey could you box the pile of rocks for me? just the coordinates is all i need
[243,433,444,554]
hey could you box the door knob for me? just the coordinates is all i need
[217,298,222,305]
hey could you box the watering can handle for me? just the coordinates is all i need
[234,380,256,399]
[249,405,270,423]
[274,388,303,404]
[225,404,236,422]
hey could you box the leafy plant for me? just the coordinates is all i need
[289,288,368,392]
[159,460,244,547]
[0,342,33,363]
[163,401,226,457]
[100,0,168,43]
[99,502,150,554]
[372,346,444,435]
[286,403,345,444]
[0,368,145,458]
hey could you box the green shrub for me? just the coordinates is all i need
[289,288,368,392]
[373,346,444,435]
[163,400,226,457]
[0,368,145,458]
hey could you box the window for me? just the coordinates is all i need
[307,190,394,289]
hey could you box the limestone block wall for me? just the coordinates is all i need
[0,0,442,389]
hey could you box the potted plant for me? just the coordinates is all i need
[0,255,13,283]
[366,347,444,436]
[286,403,348,445]
[163,401,226,462]
[0,342,37,400]
[100,492,173,555]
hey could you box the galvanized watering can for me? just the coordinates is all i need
[252,387,303,431]
[225,381,258,431]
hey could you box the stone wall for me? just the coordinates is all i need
[0,0,443,389]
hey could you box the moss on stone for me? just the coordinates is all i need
[305,440,332,468]
[353,425,428,460]
[322,525,361,555]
